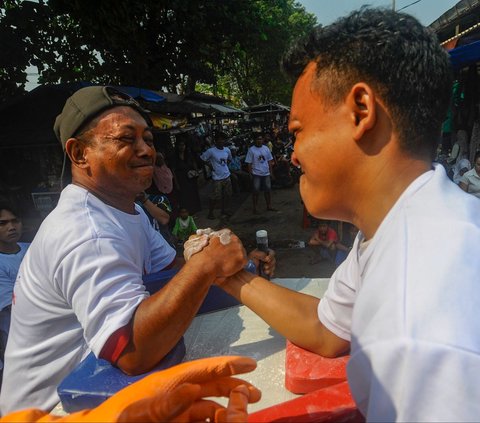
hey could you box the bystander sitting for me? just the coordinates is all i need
[459,151,480,199]
[308,220,338,264]
[452,155,471,184]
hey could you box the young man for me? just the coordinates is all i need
[200,132,233,219]
[0,204,29,388]
[220,8,480,421]
[245,133,276,213]
[0,87,249,414]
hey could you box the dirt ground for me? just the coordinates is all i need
[193,178,337,279]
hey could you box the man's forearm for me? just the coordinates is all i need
[221,271,349,357]
[117,258,215,374]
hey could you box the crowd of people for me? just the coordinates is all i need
[1,6,480,423]
[133,120,295,250]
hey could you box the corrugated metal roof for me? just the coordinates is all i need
[430,0,480,31]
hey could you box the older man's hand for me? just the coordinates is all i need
[185,229,247,281]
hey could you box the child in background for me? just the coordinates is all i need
[308,220,338,264]
[172,208,198,245]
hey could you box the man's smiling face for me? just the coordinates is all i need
[81,106,156,198]
[289,62,354,219]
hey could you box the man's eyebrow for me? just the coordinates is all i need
[116,124,153,133]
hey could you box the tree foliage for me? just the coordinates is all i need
[0,0,316,105]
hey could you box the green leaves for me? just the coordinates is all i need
[0,0,316,105]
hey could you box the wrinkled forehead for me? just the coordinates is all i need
[90,105,152,133]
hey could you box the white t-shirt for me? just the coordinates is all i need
[0,184,176,414]
[245,145,273,176]
[0,243,29,311]
[453,157,471,184]
[318,164,480,421]
[459,167,480,198]
[200,147,232,180]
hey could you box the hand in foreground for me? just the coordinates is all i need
[1,356,261,423]
[184,228,247,281]
[248,248,276,278]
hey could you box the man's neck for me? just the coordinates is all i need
[0,242,21,254]
[72,180,137,214]
[352,156,432,240]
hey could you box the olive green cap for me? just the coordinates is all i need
[54,86,152,150]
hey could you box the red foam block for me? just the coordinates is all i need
[285,340,350,394]
[248,381,363,423]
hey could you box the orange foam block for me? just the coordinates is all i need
[248,381,363,423]
[285,340,350,394]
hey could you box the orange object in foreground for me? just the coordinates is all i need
[285,340,349,394]
[248,381,363,423]
[0,356,261,423]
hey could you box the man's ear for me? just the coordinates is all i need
[65,138,89,168]
[346,83,376,141]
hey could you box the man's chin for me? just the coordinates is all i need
[138,176,153,190]
[299,182,334,220]
[7,234,20,243]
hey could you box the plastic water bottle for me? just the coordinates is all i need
[256,230,270,280]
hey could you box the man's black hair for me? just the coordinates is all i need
[282,7,453,159]
[0,202,20,218]
[215,131,228,141]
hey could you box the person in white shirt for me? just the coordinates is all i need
[459,151,480,198]
[220,7,480,421]
[200,132,233,220]
[245,134,276,214]
[0,86,249,414]
[0,203,29,389]
[452,155,471,184]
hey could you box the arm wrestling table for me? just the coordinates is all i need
[52,277,330,416]
[183,277,330,412]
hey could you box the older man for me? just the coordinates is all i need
[0,87,249,414]
[221,8,480,421]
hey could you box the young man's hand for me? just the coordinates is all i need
[247,248,276,278]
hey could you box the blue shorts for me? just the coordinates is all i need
[252,175,271,193]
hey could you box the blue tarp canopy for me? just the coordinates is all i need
[117,86,165,103]
[449,39,480,70]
